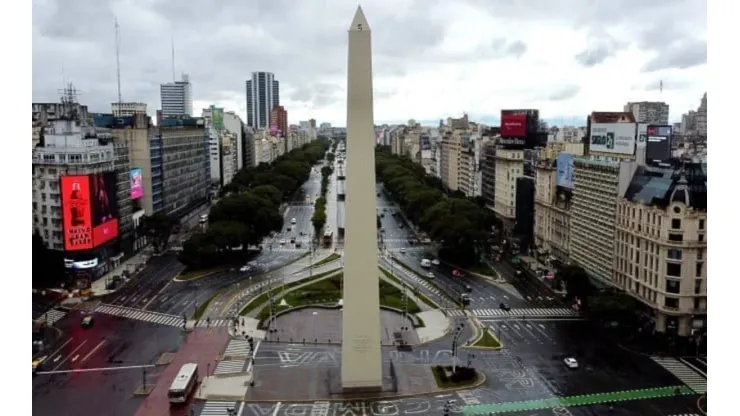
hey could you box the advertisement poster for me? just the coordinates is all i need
[646,125,673,163]
[556,153,575,189]
[589,123,637,155]
[61,175,93,251]
[211,106,224,130]
[130,168,143,200]
[90,172,120,246]
[636,123,648,149]
[500,112,527,137]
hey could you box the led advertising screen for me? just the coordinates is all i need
[556,153,575,189]
[589,123,637,155]
[646,125,673,164]
[211,106,224,130]
[130,168,143,200]
[61,175,94,251]
[500,112,527,137]
[636,123,648,149]
[90,172,119,247]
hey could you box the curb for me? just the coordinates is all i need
[244,371,487,404]
[173,269,226,283]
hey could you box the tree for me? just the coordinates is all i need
[326,152,335,163]
[588,290,639,326]
[32,233,65,289]
[208,192,282,246]
[560,265,593,302]
[140,212,176,253]
[250,184,283,207]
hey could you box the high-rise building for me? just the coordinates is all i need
[270,105,288,136]
[111,102,147,117]
[245,72,280,128]
[624,101,670,125]
[160,74,193,118]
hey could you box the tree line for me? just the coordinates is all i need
[375,146,494,267]
[311,165,334,236]
[179,138,330,269]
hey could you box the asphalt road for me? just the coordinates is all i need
[103,253,185,310]
[33,312,185,416]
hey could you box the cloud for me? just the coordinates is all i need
[32,0,707,126]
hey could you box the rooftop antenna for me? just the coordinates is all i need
[115,17,122,105]
[171,35,176,82]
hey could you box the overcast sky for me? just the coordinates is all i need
[32,0,706,127]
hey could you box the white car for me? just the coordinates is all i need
[426,272,435,279]
[239,265,250,272]
[563,357,579,369]
[279,239,286,245]
[431,259,440,266]
[399,248,406,254]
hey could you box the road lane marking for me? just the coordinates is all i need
[81,340,107,363]
[71,355,79,362]
[44,338,72,363]
[270,402,281,416]
[247,341,261,372]
[36,364,156,375]
[53,355,61,363]
[51,339,88,371]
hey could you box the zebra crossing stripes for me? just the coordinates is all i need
[199,401,239,415]
[651,357,707,394]
[213,359,246,375]
[471,307,579,318]
[36,309,67,326]
[384,257,442,297]
[194,319,231,328]
[95,304,183,327]
[667,414,702,416]
[310,401,331,416]
[223,339,252,357]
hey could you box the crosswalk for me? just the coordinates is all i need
[309,401,331,416]
[667,414,702,416]
[213,359,246,375]
[35,309,67,326]
[447,307,579,318]
[651,357,707,394]
[213,339,253,375]
[95,304,184,326]
[199,401,239,415]
[223,339,252,357]
[383,256,443,297]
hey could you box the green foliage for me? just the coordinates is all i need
[311,197,327,235]
[326,152,335,163]
[181,138,330,269]
[32,233,65,289]
[375,147,494,267]
[588,289,640,326]
[140,212,177,253]
[559,265,593,301]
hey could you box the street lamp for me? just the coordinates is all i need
[312,311,319,340]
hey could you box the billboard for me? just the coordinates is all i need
[646,125,673,163]
[636,123,648,149]
[130,168,143,200]
[589,123,636,155]
[211,106,224,130]
[556,153,575,189]
[61,172,119,251]
[500,112,527,137]
[61,175,93,251]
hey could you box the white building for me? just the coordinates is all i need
[202,108,239,187]
[223,111,245,170]
[111,102,147,117]
[624,101,670,125]
[160,74,193,118]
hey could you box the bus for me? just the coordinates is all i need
[168,363,199,405]
[322,229,333,247]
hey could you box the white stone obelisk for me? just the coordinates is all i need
[340,5,383,392]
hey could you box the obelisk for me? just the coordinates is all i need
[340,5,383,392]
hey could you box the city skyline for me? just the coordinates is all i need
[32,0,706,127]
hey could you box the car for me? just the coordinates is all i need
[563,357,579,369]
[399,248,406,254]
[431,259,440,266]
[291,217,297,224]
[426,272,434,279]
[499,302,511,311]
[239,265,250,272]
[81,315,94,328]
[464,284,472,292]
[279,239,286,245]
[290,237,296,244]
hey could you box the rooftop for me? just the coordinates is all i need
[623,161,707,210]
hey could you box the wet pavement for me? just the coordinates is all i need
[267,307,419,345]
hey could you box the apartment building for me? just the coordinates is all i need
[111,102,147,117]
[480,141,496,209]
[533,157,572,262]
[493,148,524,236]
[614,161,707,336]
[624,101,670,125]
[33,99,90,126]
[439,131,461,192]
[158,118,210,217]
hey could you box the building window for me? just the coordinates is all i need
[667,249,682,260]
[694,298,701,310]
[666,262,682,277]
[695,279,703,294]
[699,219,705,230]
[668,233,683,242]
[671,218,681,229]
[698,233,704,242]
[664,297,679,309]
[695,262,703,277]
[697,250,703,261]
[666,279,681,294]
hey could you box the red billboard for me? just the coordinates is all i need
[61,172,119,252]
[500,113,527,137]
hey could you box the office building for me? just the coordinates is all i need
[515,176,536,250]
[158,117,210,217]
[33,100,90,127]
[480,141,497,209]
[493,148,524,237]
[245,71,280,128]
[270,105,288,136]
[111,102,147,117]
[534,156,573,263]
[614,161,707,336]
[624,101,670,125]
[223,111,245,170]
[160,74,193,118]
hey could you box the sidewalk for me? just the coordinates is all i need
[90,251,151,296]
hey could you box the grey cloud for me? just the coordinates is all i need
[574,33,624,67]
[547,85,580,101]
[506,40,527,58]
[641,39,706,73]
[288,83,343,107]
[641,79,692,91]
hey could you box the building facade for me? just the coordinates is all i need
[624,101,670,125]
[614,162,707,336]
[111,102,147,117]
[481,141,496,209]
[270,105,288,136]
[160,74,193,118]
[246,71,280,128]
[493,148,524,235]
[534,158,572,262]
